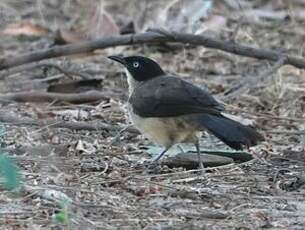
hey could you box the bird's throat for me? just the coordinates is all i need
[125,69,141,96]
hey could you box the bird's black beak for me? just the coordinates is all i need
[108,55,127,66]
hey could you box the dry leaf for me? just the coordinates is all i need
[89,3,120,39]
[2,21,49,36]
[53,2,119,45]
[76,140,86,152]
[53,28,86,45]
[135,185,162,196]
[51,109,90,121]
[47,79,103,94]
[158,0,214,33]
[196,15,227,35]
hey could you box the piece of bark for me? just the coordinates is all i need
[162,152,234,169]
[47,79,103,93]
[0,90,109,104]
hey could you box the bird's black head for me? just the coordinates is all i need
[108,55,165,81]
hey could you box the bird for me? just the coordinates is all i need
[108,55,264,169]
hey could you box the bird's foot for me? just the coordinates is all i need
[198,161,205,175]
[143,160,162,174]
[199,161,204,170]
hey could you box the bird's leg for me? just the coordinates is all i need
[152,147,170,164]
[194,140,204,170]
[178,145,185,154]
[142,147,170,172]
[142,147,170,173]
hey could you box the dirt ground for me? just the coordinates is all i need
[1,0,305,229]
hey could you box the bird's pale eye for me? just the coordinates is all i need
[133,62,139,68]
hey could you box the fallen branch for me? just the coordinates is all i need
[22,63,91,79]
[0,144,69,156]
[226,105,305,122]
[162,152,234,169]
[0,61,89,80]
[0,90,109,103]
[1,29,305,71]
[265,130,305,135]
[0,111,139,133]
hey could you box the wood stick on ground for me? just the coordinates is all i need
[265,130,305,135]
[1,29,305,71]
[0,90,109,103]
[0,144,69,156]
[39,63,91,79]
[0,111,139,133]
[0,62,90,80]
[24,63,91,79]
[226,105,305,122]
[0,111,118,132]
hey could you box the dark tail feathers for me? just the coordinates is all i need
[195,114,264,150]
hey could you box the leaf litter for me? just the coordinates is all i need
[0,0,305,229]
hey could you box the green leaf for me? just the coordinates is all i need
[0,154,22,190]
[53,198,71,226]
[53,211,69,225]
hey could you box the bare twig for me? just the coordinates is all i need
[258,56,287,78]
[0,144,69,156]
[226,105,305,122]
[0,111,139,133]
[132,159,256,180]
[1,29,305,71]
[265,130,305,135]
[108,124,134,146]
[28,63,92,79]
[0,111,117,132]
[224,56,287,98]
[0,62,91,80]
[0,90,109,103]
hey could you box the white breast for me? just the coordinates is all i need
[128,104,196,148]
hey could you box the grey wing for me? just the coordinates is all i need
[129,76,224,117]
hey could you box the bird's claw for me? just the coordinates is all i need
[143,160,162,174]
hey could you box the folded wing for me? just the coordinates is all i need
[129,76,224,117]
